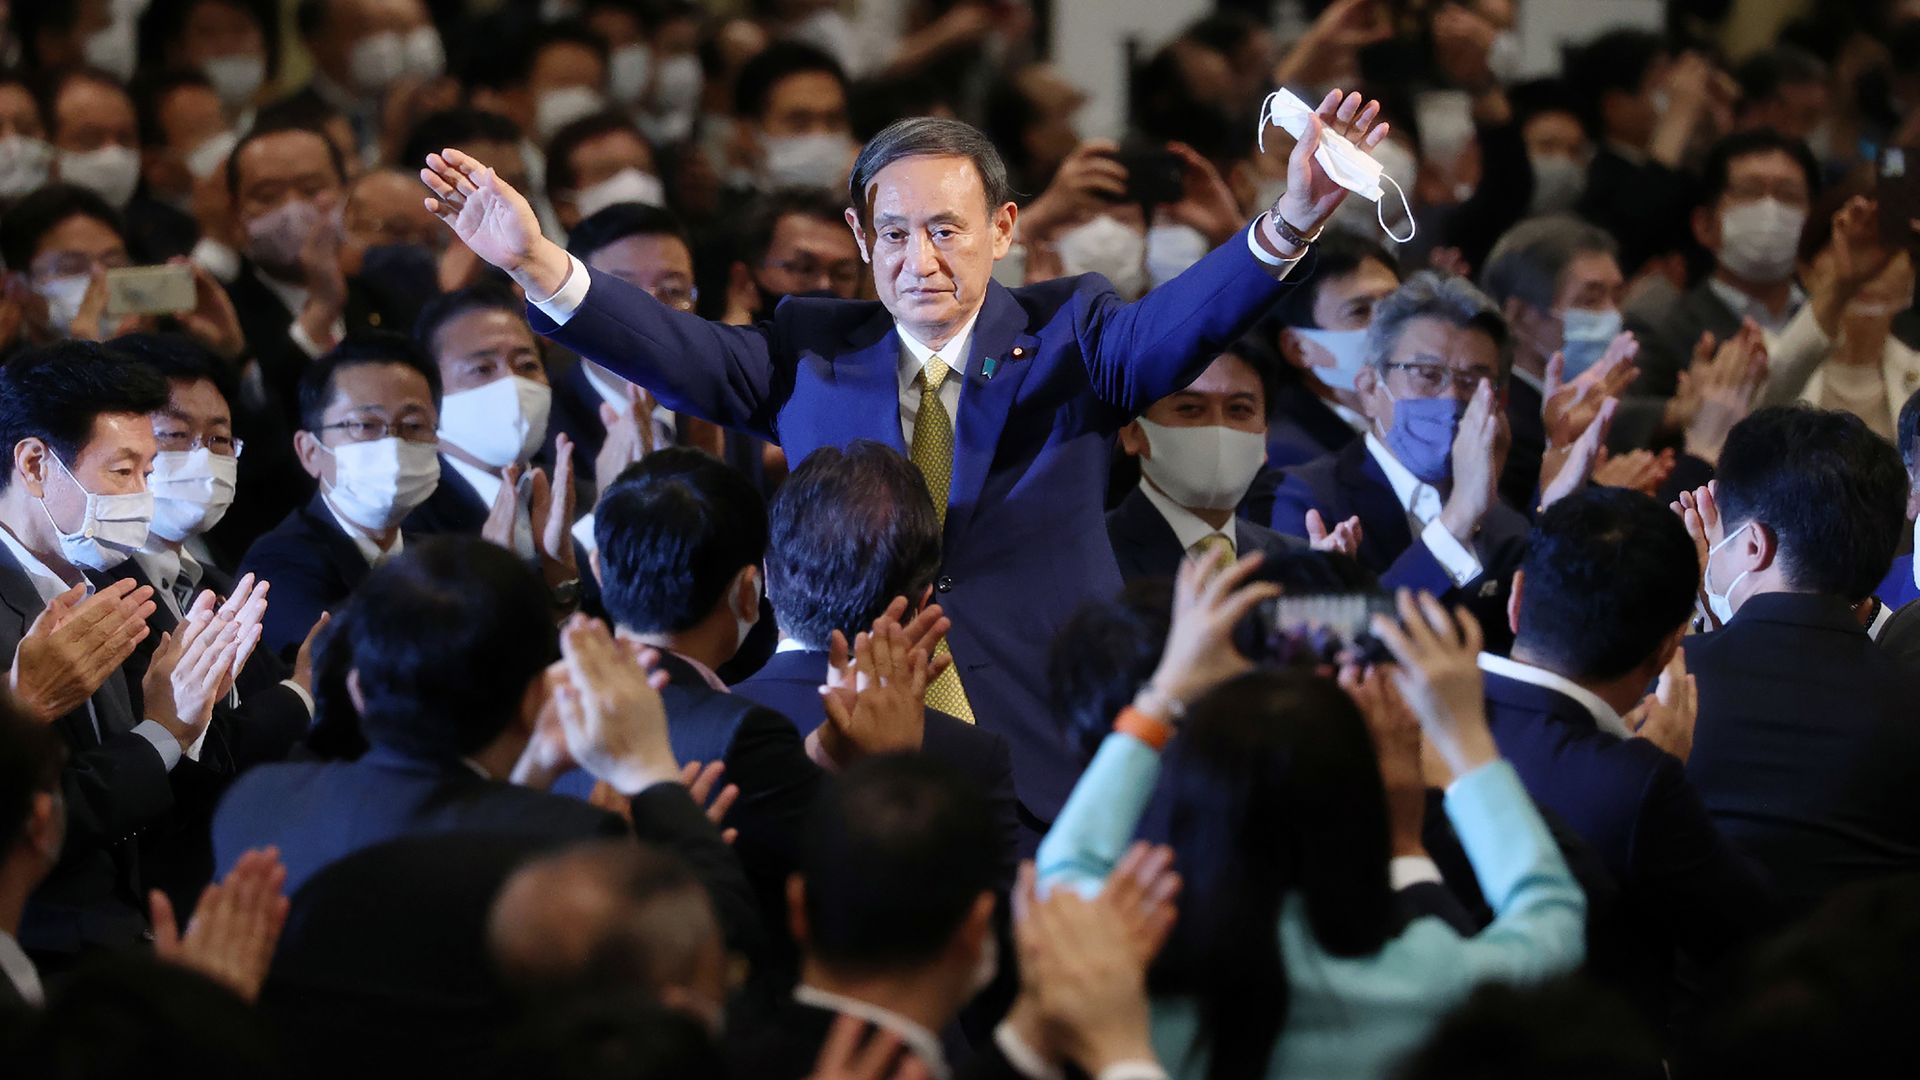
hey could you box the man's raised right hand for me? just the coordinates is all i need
[420,148,572,300]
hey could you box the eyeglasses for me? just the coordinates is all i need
[155,431,244,457]
[764,255,863,290]
[646,284,699,312]
[318,416,438,443]
[1382,361,1501,395]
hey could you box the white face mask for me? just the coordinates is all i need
[1057,215,1148,300]
[147,448,239,543]
[38,450,153,571]
[1144,224,1211,289]
[0,134,53,199]
[1718,198,1807,284]
[760,132,853,193]
[437,375,552,469]
[1136,417,1267,511]
[573,167,665,219]
[57,145,141,209]
[245,198,323,277]
[404,26,445,80]
[1288,326,1372,390]
[639,54,703,144]
[84,20,139,83]
[201,54,266,108]
[536,86,607,140]
[319,437,441,532]
[1260,88,1416,243]
[34,273,92,337]
[1702,522,1754,625]
[1528,153,1587,216]
[349,31,408,93]
[609,43,651,105]
[184,129,239,181]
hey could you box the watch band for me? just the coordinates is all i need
[1268,210,1323,251]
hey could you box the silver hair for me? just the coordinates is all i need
[1366,270,1511,374]
[1478,214,1619,313]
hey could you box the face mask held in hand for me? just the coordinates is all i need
[1136,418,1268,511]
[38,449,153,571]
[318,437,440,532]
[1259,88,1416,244]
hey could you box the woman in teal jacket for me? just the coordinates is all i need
[1037,555,1587,1080]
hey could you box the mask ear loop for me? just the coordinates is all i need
[1376,171,1416,245]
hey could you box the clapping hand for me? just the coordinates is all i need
[1370,590,1499,777]
[1096,842,1182,966]
[150,846,289,1003]
[1306,508,1363,557]
[143,589,254,751]
[595,381,658,490]
[824,595,954,689]
[1013,863,1162,1077]
[1538,397,1617,512]
[814,617,930,768]
[1437,379,1509,544]
[1679,323,1766,466]
[1625,647,1696,763]
[552,615,681,796]
[8,580,155,723]
[806,1015,931,1080]
[530,434,579,589]
[1542,337,1638,449]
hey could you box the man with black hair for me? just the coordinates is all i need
[734,440,1019,859]
[0,183,132,348]
[722,187,864,324]
[1565,30,1699,278]
[0,701,65,1008]
[1482,486,1773,1020]
[285,0,441,158]
[730,42,853,196]
[1263,231,1402,471]
[1732,46,1828,146]
[1872,387,1920,617]
[1683,406,1920,911]
[459,15,610,147]
[544,111,662,232]
[237,333,441,658]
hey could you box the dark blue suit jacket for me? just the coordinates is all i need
[237,492,381,660]
[1483,667,1773,1015]
[1267,437,1529,653]
[1106,484,1305,585]
[530,228,1292,821]
[1686,592,1920,913]
[734,648,1023,873]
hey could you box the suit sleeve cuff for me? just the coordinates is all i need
[132,720,182,772]
[1245,214,1308,268]
[1099,1065,1171,1080]
[280,678,316,718]
[1389,854,1444,890]
[288,315,344,360]
[1419,518,1483,586]
[529,254,591,325]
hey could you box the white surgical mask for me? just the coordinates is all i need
[201,54,266,109]
[1136,417,1267,511]
[245,198,323,276]
[184,129,239,181]
[1718,198,1806,284]
[83,20,139,83]
[1558,307,1624,381]
[1056,215,1147,300]
[34,273,92,337]
[639,55,703,144]
[56,145,141,209]
[319,437,440,532]
[1702,522,1754,625]
[1528,153,1586,216]
[1259,88,1415,243]
[1145,223,1210,289]
[573,167,665,219]
[147,448,238,542]
[349,31,408,93]
[536,86,607,140]
[1289,326,1371,390]
[404,26,445,80]
[0,134,53,199]
[760,132,853,193]
[609,44,651,105]
[39,450,152,571]
[437,375,552,469]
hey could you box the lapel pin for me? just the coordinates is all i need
[983,357,1000,380]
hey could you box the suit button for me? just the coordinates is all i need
[936,576,953,593]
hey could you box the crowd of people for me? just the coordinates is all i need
[2,0,1920,1077]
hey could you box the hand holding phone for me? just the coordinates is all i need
[105,265,197,319]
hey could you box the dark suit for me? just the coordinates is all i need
[0,556,171,958]
[236,492,381,660]
[1106,485,1305,585]
[1501,375,1547,515]
[533,227,1292,823]
[1267,438,1529,652]
[728,998,1025,1080]
[1617,280,1754,452]
[401,455,489,537]
[1483,667,1774,1017]
[734,648,1021,876]
[1267,378,1361,471]
[1686,592,1920,913]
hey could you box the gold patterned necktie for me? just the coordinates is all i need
[910,355,975,722]
[1188,533,1234,563]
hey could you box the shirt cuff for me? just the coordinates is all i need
[1419,518,1483,587]
[288,314,345,360]
[1245,214,1309,267]
[281,678,316,718]
[994,1021,1062,1080]
[189,237,241,284]
[132,719,183,772]
[1389,854,1444,890]
[530,253,591,325]
[1099,1064,1170,1080]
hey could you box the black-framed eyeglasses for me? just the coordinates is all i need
[317,417,438,443]
[1382,361,1501,395]
[155,431,244,457]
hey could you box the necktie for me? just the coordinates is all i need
[910,356,975,723]
[1187,533,1234,563]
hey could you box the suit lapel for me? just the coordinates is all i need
[1340,442,1416,566]
[1113,487,1186,568]
[304,493,377,590]
[831,308,912,454]
[949,284,1034,537]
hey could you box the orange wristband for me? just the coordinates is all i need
[1115,706,1176,751]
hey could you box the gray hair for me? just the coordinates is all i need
[1367,270,1511,375]
[1478,214,1619,313]
[848,117,1014,225]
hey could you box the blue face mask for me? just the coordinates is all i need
[1384,395,1465,486]
[1558,307,1623,380]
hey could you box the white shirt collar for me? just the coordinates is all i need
[1510,365,1544,394]
[1330,399,1369,432]
[133,545,203,618]
[793,984,950,1080]
[895,309,982,395]
[581,361,677,438]
[775,636,812,654]
[1363,431,1440,521]
[444,455,507,512]
[320,492,403,568]
[1137,479,1234,555]
[0,929,43,1008]
[1706,276,1805,333]
[254,268,308,317]
[1477,653,1632,740]
[0,522,84,605]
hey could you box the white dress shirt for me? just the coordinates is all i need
[321,493,403,568]
[0,525,181,770]
[1477,653,1632,739]
[1707,277,1806,336]
[443,456,536,560]
[793,984,951,1080]
[1137,480,1234,555]
[581,360,678,450]
[0,929,44,1007]
[133,545,204,622]
[1361,432,1483,587]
